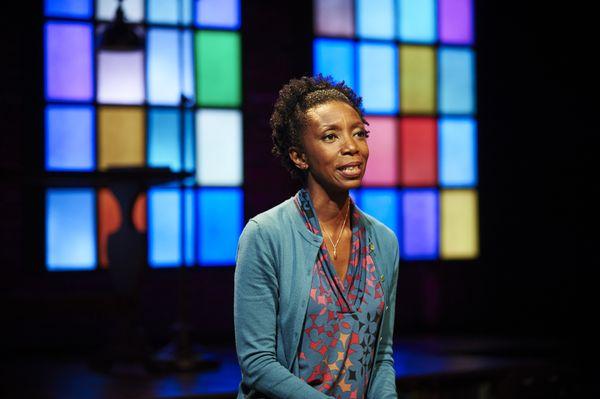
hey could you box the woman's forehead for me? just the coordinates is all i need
[305,101,363,126]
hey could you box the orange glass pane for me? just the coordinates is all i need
[98,107,145,170]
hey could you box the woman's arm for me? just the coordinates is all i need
[367,240,399,399]
[234,220,333,399]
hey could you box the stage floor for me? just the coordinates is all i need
[2,336,580,399]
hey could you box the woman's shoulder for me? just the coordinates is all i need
[243,196,296,239]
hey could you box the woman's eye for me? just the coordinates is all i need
[323,133,337,141]
[355,130,370,138]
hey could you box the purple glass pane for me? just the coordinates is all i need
[45,22,93,101]
[196,0,240,29]
[401,189,439,259]
[314,0,354,37]
[439,0,473,44]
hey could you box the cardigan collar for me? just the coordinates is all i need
[284,191,377,254]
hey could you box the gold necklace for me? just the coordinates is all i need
[322,199,350,260]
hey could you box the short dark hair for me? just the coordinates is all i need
[269,75,366,180]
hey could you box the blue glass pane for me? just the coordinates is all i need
[184,110,195,172]
[45,0,93,18]
[198,188,243,265]
[46,105,95,171]
[45,22,93,101]
[184,189,196,265]
[439,118,477,186]
[349,189,360,204]
[356,0,394,39]
[356,189,400,239]
[149,188,182,267]
[46,189,96,271]
[398,0,436,43]
[149,114,193,173]
[196,0,240,29]
[148,0,193,24]
[401,189,439,260]
[313,38,355,90]
[438,47,475,114]
[358,43,398,114]
[148,108,181,171]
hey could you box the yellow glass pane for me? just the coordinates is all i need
[441,189,479,259]
[400,45,435,114]
[98,107,145,170]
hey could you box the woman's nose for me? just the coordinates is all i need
[341,135,358,154]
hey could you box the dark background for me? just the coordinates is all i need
[0,0,583,364]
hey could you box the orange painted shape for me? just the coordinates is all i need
[98,188,121,268]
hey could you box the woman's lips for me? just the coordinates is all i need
[337,163,362,178]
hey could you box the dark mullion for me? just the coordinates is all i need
[92,3,102,273]
[191,0,201,267]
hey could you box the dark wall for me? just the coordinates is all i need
[1,0,580,356]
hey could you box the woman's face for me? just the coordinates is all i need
[290,100,369,193]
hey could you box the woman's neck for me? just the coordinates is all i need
[306,179,349,225]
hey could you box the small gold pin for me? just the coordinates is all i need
[369,243,375,253]
[380,274,385,282]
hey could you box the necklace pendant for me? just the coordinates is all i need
[333,248,337,259]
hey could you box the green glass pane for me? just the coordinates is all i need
[400,45,435,114]
[195,31,241,107]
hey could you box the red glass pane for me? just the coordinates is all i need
[399,117,437,186]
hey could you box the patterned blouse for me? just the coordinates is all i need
[294,189,385,399]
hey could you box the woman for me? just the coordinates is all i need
[234,75,399,399]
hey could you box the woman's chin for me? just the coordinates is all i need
[340,178,363,191]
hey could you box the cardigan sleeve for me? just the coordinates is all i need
[367,237,399,399]
[234,220,333,399]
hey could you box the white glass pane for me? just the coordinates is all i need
[96,0,144,22]
[182,30,194,101]
[97,50,145,104]
[196,109,242,186]
[146,29,194,104]
[147,28,179,105]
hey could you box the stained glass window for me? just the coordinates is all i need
[314,0,478,260]
[44,0,243,270]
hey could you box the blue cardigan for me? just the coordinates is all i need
[234,196,399,399]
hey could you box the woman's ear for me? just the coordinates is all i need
[289,147,308,170]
